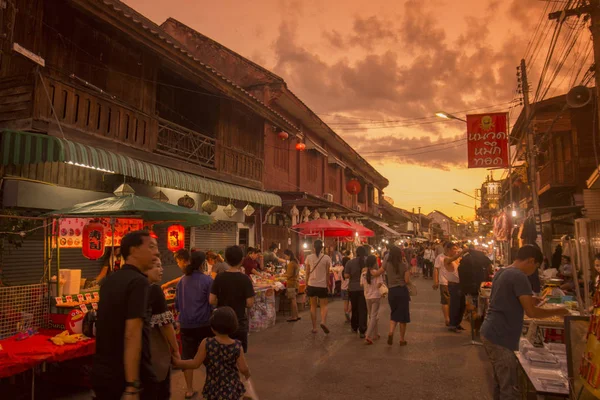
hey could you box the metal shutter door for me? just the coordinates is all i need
[584,190,600,220]
[2,231,103,286]
[192,221,237,253]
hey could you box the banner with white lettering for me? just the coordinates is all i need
[466,113,509,169]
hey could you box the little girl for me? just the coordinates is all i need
[175,307,251,400]
[361,255,384,345]
[410,255,418,275]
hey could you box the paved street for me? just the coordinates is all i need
[167,276,495,400]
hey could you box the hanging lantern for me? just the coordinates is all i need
[178,195,196,209]
[167,225,185,252]
[295,142,306,151]
[223,203,237,218]
[278,131,289,140]
[82,221,105,260]
[290,205,300,226]
[312,210,320,220]
[243,204,255,217]
[322,212,329,220]
[202,200,218,215]
[346,179,362,195]
[330,213,337,220]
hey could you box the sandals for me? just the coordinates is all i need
[400,341,408,346]
[287,317,301,322]
[365,337,374,345]
[320,324,330,334]
[387,335,393,345]
[185,391,198,399]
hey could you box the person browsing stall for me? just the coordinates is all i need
[161,249,191,290]
[210,245,256,353]
[242,247,262,277]
[481,245,570,400]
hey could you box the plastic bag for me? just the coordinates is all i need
[242,377,259,400]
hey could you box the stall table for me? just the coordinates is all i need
[0,329,95,383]
[515,352,570,399]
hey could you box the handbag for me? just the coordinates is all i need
[378,283,389,298]
[407,282,418,296]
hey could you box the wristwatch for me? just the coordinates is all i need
[125,380,142,390]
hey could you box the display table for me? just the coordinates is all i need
[515,352,569,399]
[0,329,95,379]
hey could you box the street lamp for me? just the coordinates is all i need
[454,202,474,209]
[435,111,467,123]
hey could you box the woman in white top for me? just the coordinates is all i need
[305,240,333,334]
[361,255,384,345]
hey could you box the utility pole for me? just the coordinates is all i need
[418,206,422,236]
[520,59,544,249]
[549,1,600,124]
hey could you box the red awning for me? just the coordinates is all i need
[292,220,354,237]
[340,221,375,237]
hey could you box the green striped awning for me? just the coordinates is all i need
[1,130,281,207]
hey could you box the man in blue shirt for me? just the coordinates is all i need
[480,245,569,400]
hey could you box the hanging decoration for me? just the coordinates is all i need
[82,220,105,260]
[321,212,329,220]
[295,142,306,151]
[312,210,321,220]
[167,225,185,252]
[346,179,362,195]
[278,131,289,140]
[301,207,311,222]
[223,203,238,218]
[202,199,218,215]
[152,190,170,203]
[243,204,255,217]
[290,205,300,226]
[178,195,196,209]
[330,213,336,220]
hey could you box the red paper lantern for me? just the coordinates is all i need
[346,179,362,195]
[278,131,289,140]
[82,221,105,260]
[167,225,185,252]
[295,142,306,151]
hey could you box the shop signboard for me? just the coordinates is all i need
[466,113,509,169]
[55,218,143,248]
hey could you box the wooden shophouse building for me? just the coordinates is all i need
[0,0,301,284]
[162,18,390,253]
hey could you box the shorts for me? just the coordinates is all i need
[440,285,450,305]
[341,290,349,301]
[286,287,298,299]
[307,286,328,299]
[180,325,213,360]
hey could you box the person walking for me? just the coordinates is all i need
[423,244,436,280]
[146,259,179,400]
[175,251,214,399]
[344,246,368,338]
[174,307,251,400]
[361,255,383,345]
[210,245,256,353]
[372,245,411,346]
[438,242,467,332]
[93,231,160,400]
[283,249,301,322]
[305,240,333,334]
[481,245,569,400]
[433,242,462,328]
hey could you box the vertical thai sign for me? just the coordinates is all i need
[466,113,509,168]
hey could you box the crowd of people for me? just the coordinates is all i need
[89,230,585,400]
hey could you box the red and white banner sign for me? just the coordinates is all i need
[466,113,509,169]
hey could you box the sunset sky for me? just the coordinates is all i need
[124,0,590,219]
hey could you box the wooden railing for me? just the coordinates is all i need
[219,147,263,182]
[156,118,216,168]
[33,74,157,150]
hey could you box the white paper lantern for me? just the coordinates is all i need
[243,204,255,217]
[223,203,237,218]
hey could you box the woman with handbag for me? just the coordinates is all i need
[361,255,384,345]
[372,245,411,346]
[305,240,333,334]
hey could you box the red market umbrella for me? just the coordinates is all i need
[340,220,375,237]
[292,219,355,237]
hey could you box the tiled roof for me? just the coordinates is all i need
[94,0,300,133]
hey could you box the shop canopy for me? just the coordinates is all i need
[46,194,213,226]
[292,219,355,237]
[0,130,281,207]
[340,220,375,237]
[366,218,403,237]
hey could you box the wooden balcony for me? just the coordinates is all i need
[219,146,263,182]
[156,118,216,168]
[538,160,576,195]
[33,74,158,151]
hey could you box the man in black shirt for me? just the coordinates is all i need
[93,231,160,400]
[210,245,255,352]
